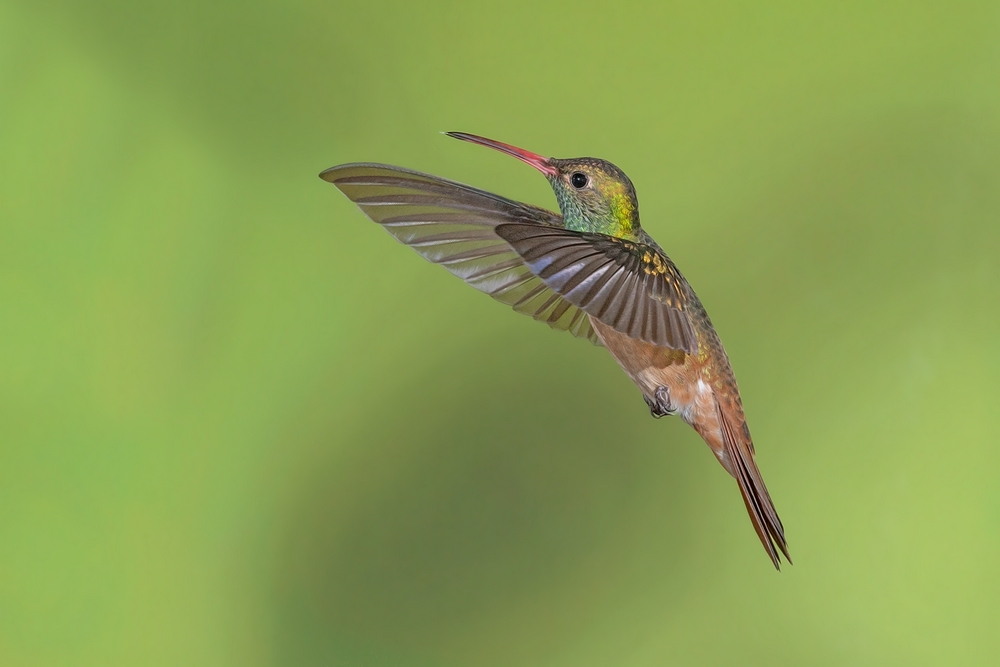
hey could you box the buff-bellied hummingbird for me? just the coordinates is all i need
[320,133,791,569]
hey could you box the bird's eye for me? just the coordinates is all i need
[571,172,588,189]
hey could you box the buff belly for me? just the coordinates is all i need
[589,316,734,473]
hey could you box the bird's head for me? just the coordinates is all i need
[447,132,641,240]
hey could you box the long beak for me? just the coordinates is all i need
[445,132,558,176]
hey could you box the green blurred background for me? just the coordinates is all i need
[3,0,999,664]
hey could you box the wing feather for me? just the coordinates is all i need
[494,224,697,352]
[321,163,601,345]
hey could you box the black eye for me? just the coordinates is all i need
[571,172,588,189]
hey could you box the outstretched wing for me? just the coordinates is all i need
[321,163,601,345]
[493,223,698,353]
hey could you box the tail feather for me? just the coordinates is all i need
[717,403,791,569]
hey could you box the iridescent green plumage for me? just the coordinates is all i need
[544,157,641,240]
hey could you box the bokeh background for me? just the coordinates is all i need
[3,1,1000,665]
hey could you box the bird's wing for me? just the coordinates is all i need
[321,163,601,345]
[715,399,791,569]
[493,223,698,353]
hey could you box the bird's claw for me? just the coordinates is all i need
[646,385,676,418]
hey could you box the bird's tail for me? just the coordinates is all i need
[716,404,791,569]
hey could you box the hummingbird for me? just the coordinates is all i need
[320,132,790,569]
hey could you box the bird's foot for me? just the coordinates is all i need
[646,385,676,418]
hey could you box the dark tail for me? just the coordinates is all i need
[717,404,791,569]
